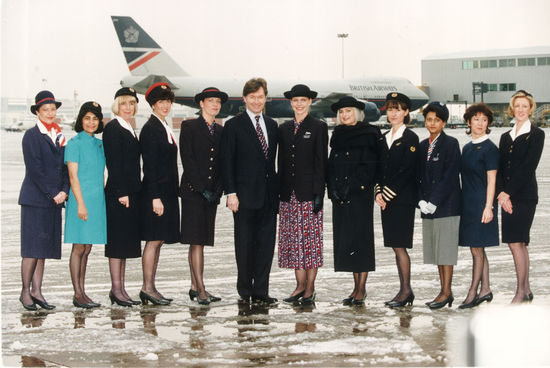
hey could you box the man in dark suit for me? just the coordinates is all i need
[220,78,278,305]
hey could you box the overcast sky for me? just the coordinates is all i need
[1,0,549,104]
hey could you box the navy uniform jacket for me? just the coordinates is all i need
[139,115,179,199]
[179,116,223,203]
[417,131,461,219]
[497,125,544,203]
[278,115,328,202]
[103,119,141,198]
[220,112,278,209]
[19,125,69,207]
[376,128,419,206]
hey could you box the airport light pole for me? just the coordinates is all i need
[337,33,349,79]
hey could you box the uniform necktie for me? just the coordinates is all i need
[427,137,438,161]
[294,120,300,135]
[207,122,215,135]
[255,115,268,158]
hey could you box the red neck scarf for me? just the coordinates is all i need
[40,119,61,134]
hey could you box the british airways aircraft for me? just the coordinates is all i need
[111,16,429,120]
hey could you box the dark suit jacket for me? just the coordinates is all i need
[103,119,141,198]
[497,125,545,202]
[220,112,278,209]
[139,115,179,199]
[278,115,328,202]
[179,116,223,203]
[418,131,461,219]
[19,125,69,208]
[376,127,419,205]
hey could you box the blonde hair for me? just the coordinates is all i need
[336,108,365,125]
[507,91,536,119]
[111,95,138,116]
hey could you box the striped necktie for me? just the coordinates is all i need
[255,115,268,158]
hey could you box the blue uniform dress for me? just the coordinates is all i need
[459,138,499,247]
[64,131,107,244]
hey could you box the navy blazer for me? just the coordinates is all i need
[19,125,69,208]
[103,119,142,198]
[418,131,461,219]
[497,125,545,202]
[179,116,223,202]
[278,115,328,202]
[139,115,179,199]
[220,112,278,209]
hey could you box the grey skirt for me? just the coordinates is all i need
[422,216,459,265]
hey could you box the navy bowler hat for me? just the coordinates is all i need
[145,82,174,106]
[385,92,411,110]
[30,90,62,115]
[331,96,365,112]
[194,87,228,104]
[423,101,449,122]
[284,84,318,99]
[115,87,139,102]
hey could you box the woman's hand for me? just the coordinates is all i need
[77,203,88,221]
[481,205,494,223]
[152,198,164,216]
[497,192,513,214]
[375,193,386,210]
[227,194,239,213]
[119,196,130,208]
[53,191,67,205]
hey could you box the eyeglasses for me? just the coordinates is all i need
[513,90,533,98]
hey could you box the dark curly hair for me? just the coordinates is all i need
[463,103,493,135]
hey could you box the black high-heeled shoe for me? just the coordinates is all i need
[387,293,415,307]
[31,296,55,310]
[207,293,221,303]
[139,291,170,305]
[109,291,132,307]
[352,293,367,306]
[458,296,478,309]
[474,292,493,306]
[283,290,305,303]
[528,292,534,302]
[128,298,141,305]
[343,296,354,305]
[429,294,454,309]
[301,292,316,306]
[73,297,93,309]
[189,289,198,301]
[19,296,37,311]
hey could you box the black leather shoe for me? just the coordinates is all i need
[129,298,141,305]
[87,301,101,308]
[198,297,211,305]
[139,291,170,305]
[283,290,305,303]
[429,294,454,309]
[109,291,132,307]
[387,293,415,308]
[458,296,478,309]
[207,293,222,303]
[161,296,173,302]
[73,297,93,309]
[474,292,493,306]
[252,296,278,306]
[19,296,37,311]
[189,289,198,301]
[301,292,315,306]
[343,296,354,305]
[352,293,366,306]
[238,296,250,305]
[31,296,55,310]
[528,292,534,302]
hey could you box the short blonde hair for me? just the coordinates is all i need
[507,90,536,119]
[336,108,365,125]
[111,95,138,116]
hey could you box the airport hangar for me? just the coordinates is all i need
[420,46,550,126]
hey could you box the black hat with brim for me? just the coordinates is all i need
[145,82,174,106]
[284,84,318,99]
[115,87,139,102]
[194,87,228,104]
[331,96,365,112]
[30,90,62,115]
[385,92,411,110]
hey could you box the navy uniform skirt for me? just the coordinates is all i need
[105,194,142,258]
[502,200,536,245]
[140,194,180,244]
[180,199,217,246]
[381,203,415,248]
[21,205,62,259]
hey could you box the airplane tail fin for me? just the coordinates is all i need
[111,16,188,77]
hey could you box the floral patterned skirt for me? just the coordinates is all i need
[278,193,323,269]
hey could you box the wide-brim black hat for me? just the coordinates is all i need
[145,82,174,106]
[284,84,318,99]
[385,92,411,110]
[194,87,228,104]
[30,90,62,115]
[422,101,449,122]
[115,87,139,102]
[331,96,365,112]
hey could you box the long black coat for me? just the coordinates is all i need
[278,115,328,202]
[179,116,223,203]
[497,125,545,202]
[327,122,381,272]
[417,131,461,219]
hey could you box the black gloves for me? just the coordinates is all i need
[201,190,218,204]
[313,194,324,213]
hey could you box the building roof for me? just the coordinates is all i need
[423,46,550,61]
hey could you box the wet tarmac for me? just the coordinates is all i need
[2,128,550,367]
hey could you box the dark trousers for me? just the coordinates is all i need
[233,199,277,298]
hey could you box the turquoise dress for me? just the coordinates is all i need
[64,131,107,244]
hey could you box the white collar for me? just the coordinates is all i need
[386,124,406,148]
[115,115,136,137]
[472,135,489,144]
[36,119,49,135]
[246,109,263,123]
[153,113,176,145]
[36,119,65,146]
[509,119,531,141]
